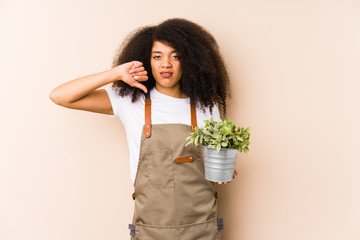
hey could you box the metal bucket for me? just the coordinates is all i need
[202,145,238,182]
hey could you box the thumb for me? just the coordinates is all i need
[132,81,148,93]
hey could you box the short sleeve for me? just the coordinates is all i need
[105,87,121,118]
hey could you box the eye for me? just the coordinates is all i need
[172,54,180,59]
[152,55,161,59]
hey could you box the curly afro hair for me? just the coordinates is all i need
[111,18,230,115]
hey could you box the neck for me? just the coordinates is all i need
[155,84,188,98]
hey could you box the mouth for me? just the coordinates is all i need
[160,71,173,78]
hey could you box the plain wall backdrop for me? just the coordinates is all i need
[1,0,359,239]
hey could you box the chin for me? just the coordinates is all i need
[156,79,179,88]
[158,83,177,89]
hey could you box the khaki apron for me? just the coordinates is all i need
[128,92,224,240]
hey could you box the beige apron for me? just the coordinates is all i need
[128,92,224,240]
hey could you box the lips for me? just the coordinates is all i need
[160,71,173,78]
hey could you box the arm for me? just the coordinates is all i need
[49,61,148,115]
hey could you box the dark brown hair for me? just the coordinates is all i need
[111,18,230,115]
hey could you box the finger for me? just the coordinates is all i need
[130,67,145,74]
[218,182,223,184]
[133,76,148,82]
[131,71,148,76]
[131,81,148,93]
[132,61,143,69]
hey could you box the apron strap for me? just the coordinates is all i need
[190,101,197,132]
[143,91,198,138]
[144,92,151,138]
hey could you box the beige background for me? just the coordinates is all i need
[1,0,359,239]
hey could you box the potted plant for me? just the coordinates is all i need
[186,117,251,182]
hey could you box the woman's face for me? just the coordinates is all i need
[150,41,182,95]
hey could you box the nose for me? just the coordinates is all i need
[161,57,172,68]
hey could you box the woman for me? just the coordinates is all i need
[50,18,237,240]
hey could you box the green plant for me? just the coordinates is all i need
[186,117,251,153]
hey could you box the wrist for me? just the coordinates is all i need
[108,67,123,83]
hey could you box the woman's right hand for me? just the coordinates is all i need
[49,60,149,115]
[112,61,149,93]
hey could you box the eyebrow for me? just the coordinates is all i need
[151,50,179,54]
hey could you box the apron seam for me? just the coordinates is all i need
[133,217,217,229]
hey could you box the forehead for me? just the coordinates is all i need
[151,41,177,52]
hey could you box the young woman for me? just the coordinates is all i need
[50,18,237,240]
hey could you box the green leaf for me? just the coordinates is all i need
[195,135,199,145]
[244,148,249,155]
[236,136,243,141]
[216,143,221,151]
[203,129,211,135]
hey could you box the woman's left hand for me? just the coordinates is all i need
[217,169,238,184]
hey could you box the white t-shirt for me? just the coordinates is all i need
[105,87,221,184]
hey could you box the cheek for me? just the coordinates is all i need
[177,63,182,75]
[150,61,156,72]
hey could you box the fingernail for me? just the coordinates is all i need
[129,70,133,73]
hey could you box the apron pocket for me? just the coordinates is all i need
[130,223,177,240]
[179,218,221,240]
[131,218,220,240]
[143,149,174,188]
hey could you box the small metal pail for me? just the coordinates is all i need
[202,145,238,182]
